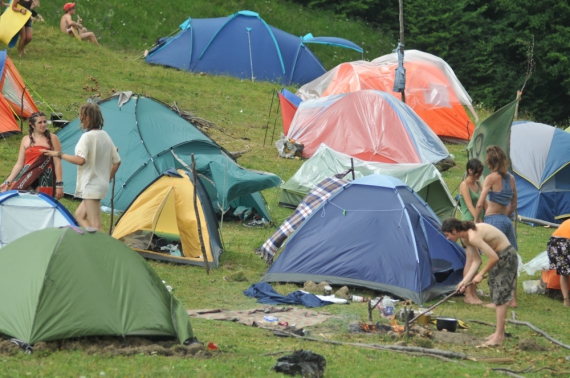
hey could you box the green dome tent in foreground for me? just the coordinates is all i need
[0,227,194,349]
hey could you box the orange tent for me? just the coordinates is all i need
[542,270,570,290]
[0,94,20,137]
[0,51,39,119]
[297,51,478,143]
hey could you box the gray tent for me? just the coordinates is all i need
[280,144,456,219]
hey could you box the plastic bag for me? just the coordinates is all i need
[521,251,549,276]
[378,296,395,318]
[523,280,546,294]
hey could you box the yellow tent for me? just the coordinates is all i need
[113,169,223,267]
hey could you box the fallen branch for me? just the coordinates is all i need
[275,330,473,360]
[507,319,570,350]
[490,368,525,378]
[466,319,495,328]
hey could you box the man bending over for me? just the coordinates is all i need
[59,2,98,45]
[442,218,518,346]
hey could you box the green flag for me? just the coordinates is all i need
[467,99,518,176]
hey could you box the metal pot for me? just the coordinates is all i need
[436,317,458,332]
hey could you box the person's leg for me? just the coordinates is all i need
[83,199,102,231]
[561,275,569,307]
[484,304,507,346]
[17,28,27,55]
[81,31,99,46]
[464,252,483,304]
[75,201,90,228]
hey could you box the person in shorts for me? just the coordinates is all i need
[442,218,517,346]
[42,103,120,231]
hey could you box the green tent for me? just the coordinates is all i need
[57,94,281,220]
[0,227,193,347]
[280,144,456,219]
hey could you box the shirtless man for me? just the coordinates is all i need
[59,2,98,45]
[442,218,518,346]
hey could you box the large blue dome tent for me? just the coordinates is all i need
[261,175,466,304]
[145,11,363,85]
[511,121,570,223]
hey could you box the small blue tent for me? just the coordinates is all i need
[145,11,363,85]
[511,121,570,223]
[261,175,465,304]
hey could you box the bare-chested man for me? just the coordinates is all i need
[59,2,98,45]
[442,218,518,346]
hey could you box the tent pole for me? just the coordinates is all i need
[20,86,26,131]
[269,96,282,146]
[108,177,116,235]
[192,154,210,274]
[398,0,406,104]
[263,89,276,146]
[351,158,355,180]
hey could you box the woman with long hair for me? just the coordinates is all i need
[1,111,64,199]
[43,103,120,231]
[458,158,486,304]
[474,145,518,307]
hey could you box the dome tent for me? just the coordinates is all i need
[146,10,362,85]
[56,94,280,220]
[511,121,570,223]
[0,190,77,248]
[0,227,194,348]
[286,90,450,164]
[261,175,465,304]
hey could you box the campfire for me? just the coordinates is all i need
[390,318,405,334]
[351,320,431,339]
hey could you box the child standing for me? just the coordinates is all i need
[43,103,120,231]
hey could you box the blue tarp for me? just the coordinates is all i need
[511,121,570,223]
[261,175,465,304]
[243,283,332,308]
[146,11,362,85]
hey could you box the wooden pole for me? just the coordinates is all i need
[399,0,406,103]
[191,154,210,274]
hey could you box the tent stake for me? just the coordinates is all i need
[192,154,210,274]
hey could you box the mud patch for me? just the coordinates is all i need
[0,336,213,358]
[432,331,485,346]
[518,338,548,351]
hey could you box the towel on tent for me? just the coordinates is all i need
[244,283,333,308]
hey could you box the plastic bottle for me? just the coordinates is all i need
[349,295,370,302]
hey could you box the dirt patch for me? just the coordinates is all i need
[518,338,548,351]
[432,330,485,346]
[0,336,213,358]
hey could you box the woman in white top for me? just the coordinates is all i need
[43,103,120,231]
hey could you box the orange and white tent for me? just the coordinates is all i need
[1,51,39,118]
[296,51,478,143]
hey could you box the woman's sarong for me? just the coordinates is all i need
[11,145,55,196]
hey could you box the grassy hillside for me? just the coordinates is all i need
[0,2,566,377]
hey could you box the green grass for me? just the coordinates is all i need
[0,3,568,378]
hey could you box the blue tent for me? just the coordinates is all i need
[511,121,570,223]
[146,11,363,85]
[261,175,465,304]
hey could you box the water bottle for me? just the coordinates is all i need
[380,296,395,318]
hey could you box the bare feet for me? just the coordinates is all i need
[464,296,483,305]
[481,333,504,346]
[564,298,570,307]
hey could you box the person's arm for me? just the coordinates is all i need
[1,137,28,191]
[475,175,492,223]
[51,135,64,199]
[507,174,517,217]
[459,181,478,220]
[110,161,120,181]
[12,1,27,15]
[41,149,85,166]
[457,242,482,292]
[468,231,500,283]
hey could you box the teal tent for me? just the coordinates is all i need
[56,94,280,219]
[0,227,194,347]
